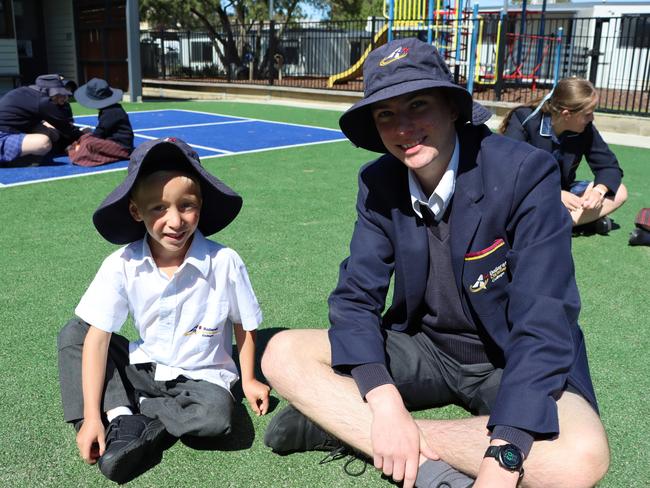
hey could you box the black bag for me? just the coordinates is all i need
[630,208,650,246]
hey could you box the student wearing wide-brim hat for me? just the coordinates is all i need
[57,137,270,483]
[68,78,134,167]
[0,73,82,164]
[262,38,609,488]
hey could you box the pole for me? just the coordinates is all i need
[126,0,142,102]
[467,4,479,94]
[388,0,395,42]
[553,27,563,86]
[269,0,274,20]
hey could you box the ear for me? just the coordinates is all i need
[561,109,572,120]
[128,200,143,222]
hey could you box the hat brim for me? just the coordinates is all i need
[339,79,491,153]
[74,85,123,109]
[93,142,243,245]
[29,85,72,97]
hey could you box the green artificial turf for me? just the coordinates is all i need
[0,100,648,487]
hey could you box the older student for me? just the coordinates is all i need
[0,74,82,164]
[262,38,609,488]
[500,77,627,234]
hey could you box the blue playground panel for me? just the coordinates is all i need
[0,109,345,187]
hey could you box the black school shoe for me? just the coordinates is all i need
[629,227,650,246]
[264,405,341,453]
[264,405,368,476]
[97,414,168,484]
[573,216,613,236]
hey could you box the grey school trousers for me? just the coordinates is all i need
[57,318,234,438]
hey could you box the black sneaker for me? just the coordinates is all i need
[97,414,168,484]
[264,405,342,454]
[573,216,612,236]
[593,216,613,235]
[629,227,650,246]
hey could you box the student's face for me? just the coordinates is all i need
[562,95,597,134]
[51,94,69,106]
[371,89,458,177]
[129,171,202,264]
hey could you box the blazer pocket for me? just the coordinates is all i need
[463,239,509,315]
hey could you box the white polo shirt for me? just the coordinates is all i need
[75,230,262,391]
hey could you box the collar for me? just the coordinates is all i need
[409,135,459,221]
[136,229,211,278]
[540,113,580,142]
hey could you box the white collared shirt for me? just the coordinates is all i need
[75,230,262,391]
[408,135,459,221]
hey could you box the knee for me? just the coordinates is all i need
[539,432,610,488]
[261,330,301,381]
[35,135,52,155]
[57,318,89,350]
[194,404,232,437]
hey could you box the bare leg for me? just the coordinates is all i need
[20,133,52,156]
[571,183,628,225]
[263,329,609,487]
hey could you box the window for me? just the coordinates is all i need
[620,15,650,49]
[191,41,213,63]
[0,0,14,38]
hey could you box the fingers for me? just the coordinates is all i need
[403,456,420,488]
[258,394,270,416]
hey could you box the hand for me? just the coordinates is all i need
[242,378,270,416]
[367,385,439,488]
[76,416,106,464]
[473,457,521,488]
[581,186,606,210]
[561,190,583,212]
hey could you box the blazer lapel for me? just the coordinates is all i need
[450,130,484,292]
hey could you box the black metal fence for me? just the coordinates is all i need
[141,13,650,116]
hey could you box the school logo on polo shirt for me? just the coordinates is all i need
[184,324,220,337]
[380,47,409,66]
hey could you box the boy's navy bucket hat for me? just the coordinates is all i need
[30,74,72,97]
[93,137,243,245]
[339,37,492,153]
[74,78,123,109]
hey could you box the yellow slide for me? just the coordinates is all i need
[327,24,390,87]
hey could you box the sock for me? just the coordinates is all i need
[105,406,133,423]
[415,459,474,488]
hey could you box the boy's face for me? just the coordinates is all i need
[128,171,202,264]
[371,89,458,175]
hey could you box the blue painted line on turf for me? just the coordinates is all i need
[0,109,346,187]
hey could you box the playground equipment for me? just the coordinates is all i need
[327,0,471,87]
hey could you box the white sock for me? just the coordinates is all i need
[106,406,133,422]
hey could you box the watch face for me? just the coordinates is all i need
[499,445,523,470]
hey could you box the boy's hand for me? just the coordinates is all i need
[242,378,270,416]
[76,416,106,464]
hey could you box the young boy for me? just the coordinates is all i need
[67,78,134,167]
[58,137,270,484]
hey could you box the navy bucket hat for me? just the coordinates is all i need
[93,138,243,245]
[30,74,72,97]
[339,37,492,153]
[75,78,123,109]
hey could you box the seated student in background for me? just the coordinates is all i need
[500,77,627,235]
[0,74,83,165]
[67,78,134,167]
[58,137,269,484]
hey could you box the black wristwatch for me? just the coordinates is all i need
[484,444,524,478]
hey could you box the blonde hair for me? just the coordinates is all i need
[498,77,597,133]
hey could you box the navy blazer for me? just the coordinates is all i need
[328,124,597,438]
[503,107,623,195]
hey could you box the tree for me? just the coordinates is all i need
[325,0,384,20]
[140,0,326,77]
